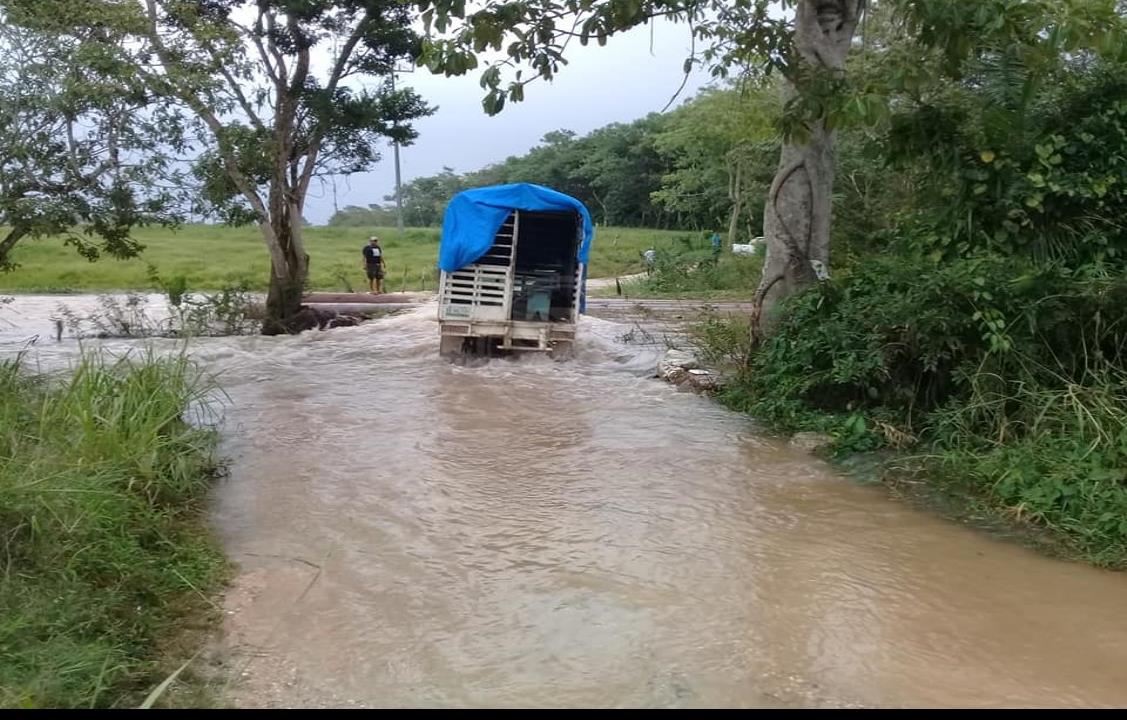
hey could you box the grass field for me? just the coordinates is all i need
[0,224,703,293]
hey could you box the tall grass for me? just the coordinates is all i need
[927,365,1127,566]
[0,351,227,708]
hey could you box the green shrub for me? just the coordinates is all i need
[701,251,1127,565]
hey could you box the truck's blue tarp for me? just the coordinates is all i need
[438,183,594,273]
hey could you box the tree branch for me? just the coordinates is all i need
[263,10,289,84]
[244,9,281,87]
[206,41,268,132]
[0,225,28,269]
[287,14,311,97]
[328,22,366,92]
[297,15,368,200]
[10,154,115,196]
[142,0,269,223]
[64,117,82,175]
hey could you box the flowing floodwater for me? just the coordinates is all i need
[4,294,1127,708]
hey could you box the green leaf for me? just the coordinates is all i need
[482,90,505,116]
[140,651,200,708]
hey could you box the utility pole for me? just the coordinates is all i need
[393,138,403,233]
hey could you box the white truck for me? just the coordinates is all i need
[438,207,586,359]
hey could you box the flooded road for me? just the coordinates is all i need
[4,294,1127,708]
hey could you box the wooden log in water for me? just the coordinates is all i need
[302,292,424,305]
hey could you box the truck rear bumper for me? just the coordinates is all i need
[438,320,576,354]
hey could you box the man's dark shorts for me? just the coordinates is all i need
[366,265,384,280]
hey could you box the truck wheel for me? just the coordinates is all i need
[550,341,574,360]
[439,335,464,357]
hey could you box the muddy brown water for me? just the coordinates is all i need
[3,294,1127,708]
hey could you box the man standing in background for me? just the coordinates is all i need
[363,236,386,294]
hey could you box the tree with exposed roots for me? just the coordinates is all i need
[5,0,434,334]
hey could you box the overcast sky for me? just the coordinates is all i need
[303,19,711,224]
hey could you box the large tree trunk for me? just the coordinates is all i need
[260,201,311,335]
[751,0,864,337]
[262,252,307,335]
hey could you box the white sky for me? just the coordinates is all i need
[303,18,711,224]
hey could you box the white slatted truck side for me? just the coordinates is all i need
[438,210,584,358]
